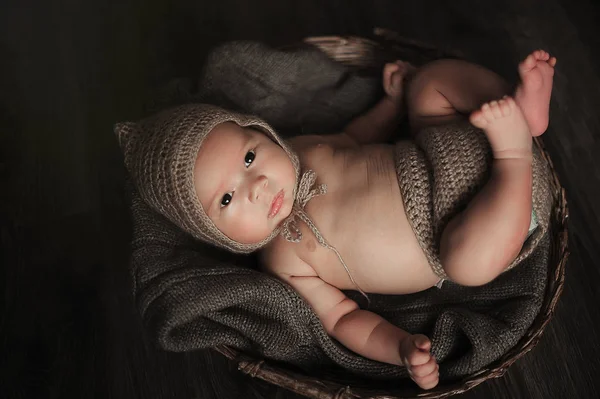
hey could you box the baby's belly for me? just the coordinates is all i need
[303,146,440,294]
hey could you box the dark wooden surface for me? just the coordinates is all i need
[2,0,600,398]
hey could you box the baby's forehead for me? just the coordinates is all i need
[205,122,267,146]
[195,123,264,174]
[207,121,246,142]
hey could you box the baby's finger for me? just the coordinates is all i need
[406,349,431,367]
[413,334,431,351]
[410,357,437,378]
[413,368,439,390]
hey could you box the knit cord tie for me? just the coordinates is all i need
[281,170,369,302]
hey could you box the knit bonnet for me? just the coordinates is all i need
[115,104,302,253]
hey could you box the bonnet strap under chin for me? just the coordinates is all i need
[280,170,369,302]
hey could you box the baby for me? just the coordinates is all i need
[117,50,555,390]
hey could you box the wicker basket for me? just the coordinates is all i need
[215,29,570,399]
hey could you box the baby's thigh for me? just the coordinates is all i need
[406,59,509,131]
[406,62,463,131]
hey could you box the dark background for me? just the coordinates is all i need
[2,0,600,398]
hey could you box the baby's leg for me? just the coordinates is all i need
[406,59,511,132]
[515,50,556,136]
[407,52,556,136]
[405,53,555,286]
[440,97,533,286]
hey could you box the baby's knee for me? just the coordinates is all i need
[441,255,499,287]
[440,242,517,287]
[439,217,526,286]
[408,61,452,99]
[443,264,498,287]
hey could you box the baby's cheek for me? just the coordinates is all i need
[233,212,273,244]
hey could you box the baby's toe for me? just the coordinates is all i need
[481,103,496,123]
[532,49,548,61]
[520,53,537,73]
[489,101,503,118]
[505,96,518,110]
[469,110,488,128]
[537,60,555,77]
[498,99,511,116]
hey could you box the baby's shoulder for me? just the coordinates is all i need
[259,235,317,279]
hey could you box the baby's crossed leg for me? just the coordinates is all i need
[404,52,555,286]
[406,51,555,135]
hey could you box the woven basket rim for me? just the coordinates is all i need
[216,30,570,399]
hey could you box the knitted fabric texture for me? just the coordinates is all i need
[115,104,301,254]
[394,121,552,280]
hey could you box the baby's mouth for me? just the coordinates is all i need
[268,190,284,219]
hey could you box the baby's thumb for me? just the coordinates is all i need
[414,334,431,351]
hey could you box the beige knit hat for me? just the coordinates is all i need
[115,104,301,254]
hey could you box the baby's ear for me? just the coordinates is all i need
[114,122,141,152]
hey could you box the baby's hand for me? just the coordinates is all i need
[400,334,439,390]
[382,60,415,103]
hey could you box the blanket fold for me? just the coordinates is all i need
[128,40,552,380]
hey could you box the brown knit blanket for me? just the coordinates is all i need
[128,41,552,381]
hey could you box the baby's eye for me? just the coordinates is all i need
[244,150,256,167]
[220,192,233,208]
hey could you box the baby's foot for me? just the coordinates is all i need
[383,60,416,105]
[470,96,532,159]
[514,50,556,136]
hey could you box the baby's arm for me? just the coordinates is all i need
[286,274,406,364]
[263,251,439,389]
[343,96,402,145]
[282,274,438,389]
[344,61,414,145]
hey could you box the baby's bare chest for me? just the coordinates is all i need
[295,144,437,293]
[303,144,404,237]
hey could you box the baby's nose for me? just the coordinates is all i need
[249,175,268,202]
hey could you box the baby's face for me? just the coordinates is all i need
[194,122,296,244]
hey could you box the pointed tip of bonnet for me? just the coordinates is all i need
[114,121,142,151]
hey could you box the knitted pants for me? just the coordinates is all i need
[394,121,553,280]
